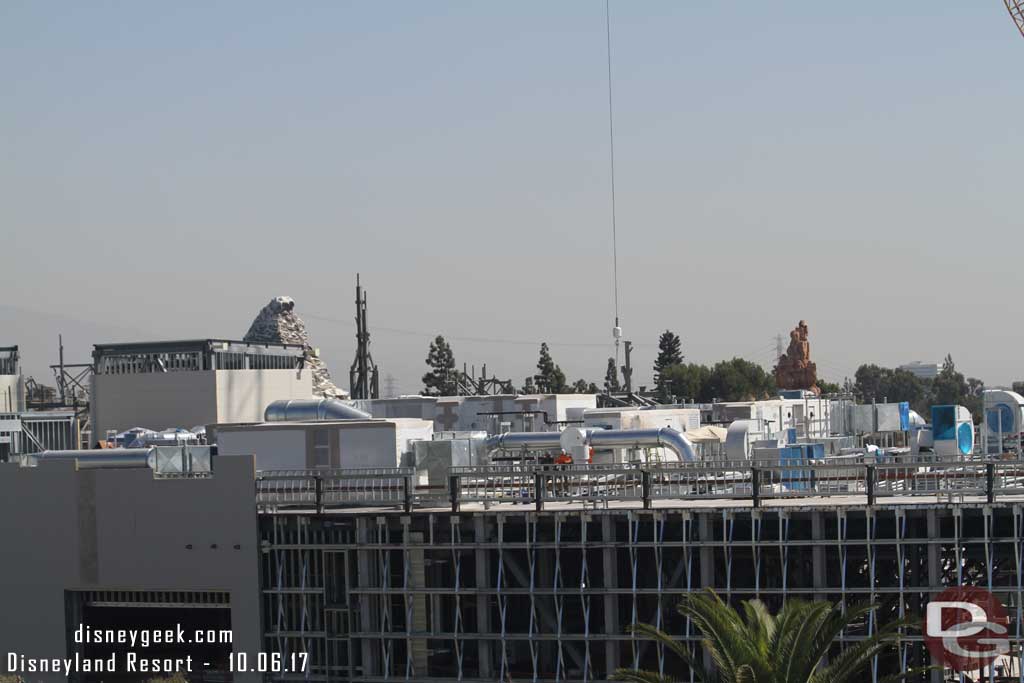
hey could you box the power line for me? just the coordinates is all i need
[303,312,657,350]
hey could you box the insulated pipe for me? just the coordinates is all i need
[586,427,696,462]
[264,398,372,422]
[33,449,154,469]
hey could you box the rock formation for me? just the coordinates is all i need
[243,296,347,398]
[773,320,820,395]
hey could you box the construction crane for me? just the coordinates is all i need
[1007,0,1024,38]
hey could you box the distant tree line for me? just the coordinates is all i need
[422,333,991,420]
[422,330,774,402]
[852,354,985,422]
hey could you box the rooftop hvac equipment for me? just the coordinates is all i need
[414,439,471,487]
[485,426,696,463]
[931,405,974,457]
[25,445,212,474]
[724,420,762,462]
[982,389,1024,453]
[850,402,910,433]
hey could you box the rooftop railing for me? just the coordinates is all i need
[255,458,1024,513]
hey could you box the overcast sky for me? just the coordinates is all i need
[2,2,1022,393]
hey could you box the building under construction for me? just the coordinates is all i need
[255,461,1024,683]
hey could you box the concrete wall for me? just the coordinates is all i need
[216,426,308,470]
[92,369,313,440]
[0,455,262,682]
[0,373,25,412]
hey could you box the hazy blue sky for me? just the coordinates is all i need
[2,2,1022,393]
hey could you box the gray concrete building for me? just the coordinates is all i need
[0,455,262,682]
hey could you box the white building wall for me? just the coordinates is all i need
[214,368,313,424]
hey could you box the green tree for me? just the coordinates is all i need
[853,364,892,403]
[659,363,710,403]
[704,358,775,402]
[570,378,599,394]
[654,330,684,399]
[422,335,458,396]
[613,589,924,683]
[885,369,927,409]
[1013,381,1024,395]
[520,376,536,394]
[932,354,984,421]
[533,342,567,393]
[604,357,621,392]
[816,378,842,395]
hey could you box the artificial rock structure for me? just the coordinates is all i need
[244,296,345,398]
[774,320,820,395]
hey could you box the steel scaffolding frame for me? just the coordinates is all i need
[260,503,1024,683]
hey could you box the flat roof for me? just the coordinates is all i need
[94,338,305,352]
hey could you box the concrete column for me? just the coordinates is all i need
[356,517,378,677]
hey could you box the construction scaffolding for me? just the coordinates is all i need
[258,462,1024,683]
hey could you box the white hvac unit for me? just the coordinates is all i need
[982,390,1024,453]
[931,405,974,457]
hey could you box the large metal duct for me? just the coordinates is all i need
[264,398,372,422]
[484,432,563,453]
[586,427,696,462]
[33,449,153,469]
[485,427,696,462]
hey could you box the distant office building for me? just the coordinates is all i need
[898,361,941,380]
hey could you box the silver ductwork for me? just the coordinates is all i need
[485,426,696,462]
[264,398,372,422]
[586,427,696,462]
[484,432,563,453]
[32,449,154,469]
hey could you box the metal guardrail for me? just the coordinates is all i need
[254,460,1024,513]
